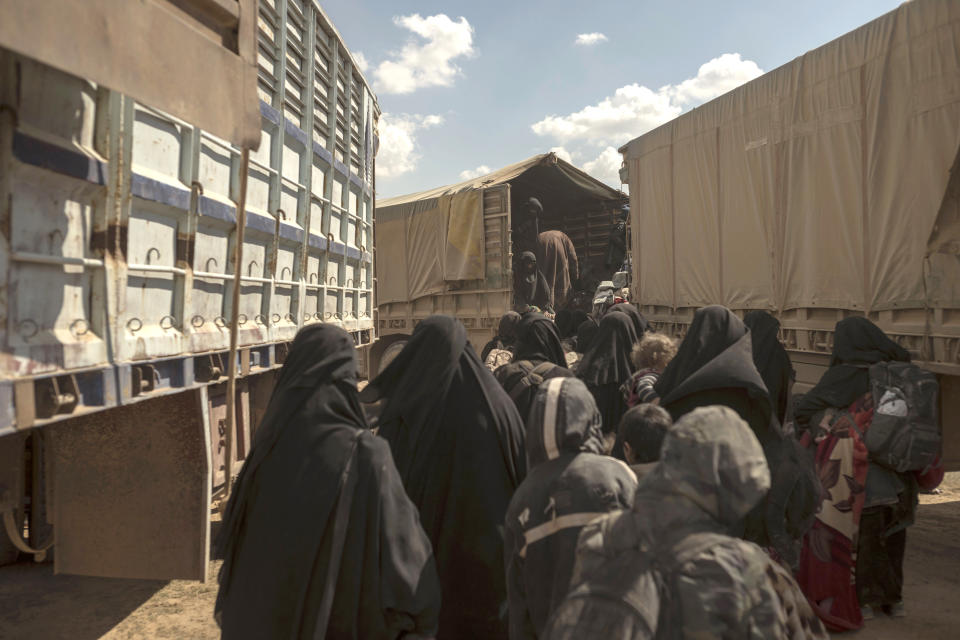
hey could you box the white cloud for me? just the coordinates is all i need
[666,53,763,104]
[575,32,608,46]
[377,113,444,178]
[583,147,624,188]
[374,14,475,95]
[459,165,492,180]
[549,146,574,163]
[531,53,763,147]
[353,51,369,74]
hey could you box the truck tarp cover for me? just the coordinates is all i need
[621,0,960,312]
[376,154,621,304]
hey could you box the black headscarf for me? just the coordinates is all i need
[576,318,599,353]
[515,251,553,310]
[481,311,521,362]
[576,311,638,387]
[556,309,588,339]
[652,307,815,561]
[794,316,910,426]
[216,324,440,638]
[608,303,648,339]
[654,306,769,412]
[514,314,567,367]
[743,311,795,426]
[360,315,526,638]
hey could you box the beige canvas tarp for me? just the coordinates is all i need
[376,153,623,305]
[622,0,960,313]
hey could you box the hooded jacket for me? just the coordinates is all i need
[543,406,827,640]
[504,377,637,640]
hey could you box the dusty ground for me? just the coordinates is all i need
[0,475,958,639]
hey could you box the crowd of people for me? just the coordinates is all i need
[214,302,944,639]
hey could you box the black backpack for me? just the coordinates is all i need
[503,360,559,403]
[866,361,940,472]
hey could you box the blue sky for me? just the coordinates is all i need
[322,0,905,198]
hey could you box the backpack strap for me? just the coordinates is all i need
[507,361,557,402]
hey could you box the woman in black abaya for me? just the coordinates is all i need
[576,311,637,436]
[608,302,648,340]
[744,310,796,427]
[654,305,818,566]
[360,315,527,639]
[216,324,440,639]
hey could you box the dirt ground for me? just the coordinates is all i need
[1,475,958,639]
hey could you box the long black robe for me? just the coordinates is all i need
[608,302,648,340]
[216,324,440,639]
[575,318,599,354]
[576,311,637,435]
[514,251,554,311]
[744,310,795,426]
[653,305,814,562]
[360,316,527,639]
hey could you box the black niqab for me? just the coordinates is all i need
[608,303,648,339]
[795,317,910,427]
[556,309,588,339]
[360,315,527,639]
[654,306,769,414]
[216,324,440,639]
[576,311,637,387]
[481,311,521,361]
[576,318,599,353]
[744,311,795,425]
[514,314,567,367]
[515,251,553,310]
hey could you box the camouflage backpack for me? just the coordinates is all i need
[542,531,729,639]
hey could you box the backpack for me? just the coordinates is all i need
[865,361,940,472]
[502,360,558,403]
[485,348,514,371]
[542,531,729,639]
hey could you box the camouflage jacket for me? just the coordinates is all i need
[543,406,828,640]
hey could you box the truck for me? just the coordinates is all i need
[619,0,960,468]
[0,0,378,580]
[371,152,627,372]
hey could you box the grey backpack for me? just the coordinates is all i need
[866,361,940,472]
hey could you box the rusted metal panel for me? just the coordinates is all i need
[46,390,210,580]
[0,0,261,149]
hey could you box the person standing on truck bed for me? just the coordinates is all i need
[536,229,579,309]
[604,205,628,273]
[215,324,441,640]
[515,197,543,256]
[360,315,527,639]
